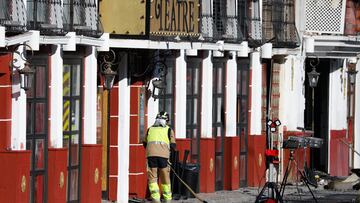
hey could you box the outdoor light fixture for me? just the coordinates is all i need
[150,61,167,99]
[99,49,118,90]
[102,66,117,90]
[307,57,320,88]
[18,62,35,91]
[347,60,358,85]
[10,44,35,91]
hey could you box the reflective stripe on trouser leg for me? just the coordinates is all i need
[161,183,172,200]
[149,182,160,201]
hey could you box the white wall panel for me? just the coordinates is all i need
[50,45,63,148]
[117,53,130,203]
[353,62,360,168]
[225,51,237,137]
[250,52,262,135]
[83,46,97,144]
[201,51,213,138]
[329,60,347,130]
[175,50,186,138]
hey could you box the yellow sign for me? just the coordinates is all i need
[150,0,199,36]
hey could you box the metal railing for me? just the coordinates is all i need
[0,0,27,33]
[238,0,262,47]
[26,0,64,35]
[263,0,299,48]
[200,0,263,44]
[63,0,103,38]
[201,14,243,42]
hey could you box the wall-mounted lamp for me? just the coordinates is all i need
[347,58,358,85]
[10,44,35,91]
[150,61,167,99]
[99,49,119,90]
[307,56,320,88]
[18,62,35,91]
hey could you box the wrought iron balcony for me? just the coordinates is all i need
[63,0,103,38]
[201,14,243,42]
[0,0,27,33]
[263,0,299,48]
[238,0,262,47]
[200,0,263,44]
[26,0,64,35]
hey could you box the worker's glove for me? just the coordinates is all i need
[170,143,176,151]
[142,141,147,148]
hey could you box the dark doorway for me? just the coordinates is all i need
[305,58,329,173]
[26,57,49,203]
[212,58,226,191]
[237,58,250,187]
[186,56,202,163]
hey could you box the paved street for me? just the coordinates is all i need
[122,185,360,203]
[167,185,360,203]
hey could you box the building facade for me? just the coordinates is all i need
[0,0,359,203]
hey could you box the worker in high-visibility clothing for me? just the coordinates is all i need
[143,111,176,203]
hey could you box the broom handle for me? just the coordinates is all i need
[340,138,360,157]
[168,163,206,203]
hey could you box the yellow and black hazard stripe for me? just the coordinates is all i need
[63,70,70,135]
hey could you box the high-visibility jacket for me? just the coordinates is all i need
[144,125,175,158]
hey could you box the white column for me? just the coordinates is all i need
[11,47,27,150]
[83,47,97,144]
[175,50,186,138]
[147,95,159,128]
[50,45,63,148]
[117,53,130,203]
[201,51,213,138]
[328,60,348,173]
[250,52,262,135]
[354,62,360,168]
[278,56,305,131]
[225,51,237,137]
[329,60,347,130]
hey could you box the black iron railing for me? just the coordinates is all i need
[263,0,299,48]
[238,0,262,47]
[27,0,64,35]
[201,0,263,43]
[63,0,103,38]
[0,0,27,33]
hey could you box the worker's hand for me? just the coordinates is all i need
[170,143,176,151]
[142,141,147,148]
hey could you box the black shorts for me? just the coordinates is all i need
[147,157,168,168]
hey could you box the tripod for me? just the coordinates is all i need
[255,150,283,203]
[279,149,318,203]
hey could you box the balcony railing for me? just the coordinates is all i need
[200,0,244,42]
[201,0,262,45]
[63,0,103,38]
[27,0,64,35]
[238,0,262,47]
[0,0,27,33]
[263,0,299,48]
